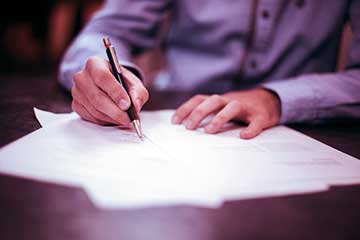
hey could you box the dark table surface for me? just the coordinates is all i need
[1,74,360,240]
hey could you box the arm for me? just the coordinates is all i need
[263,0,360,124]
[59,0,171,90]
[263,70,360,124]
[171,1,360,139]
[58,0,171,127]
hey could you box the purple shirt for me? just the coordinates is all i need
[59,0,360,124]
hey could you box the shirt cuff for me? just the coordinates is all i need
[262,79,319,124]
[58,33,144,90]
[119,60,145,83]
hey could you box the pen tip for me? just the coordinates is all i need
[139,134,145,141]
[137,132,145,141]
[132,120,144,141]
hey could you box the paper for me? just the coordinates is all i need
[0,108,359,209]
[2,110,222,208]
[34,108,77,127]
[139,111,360,200]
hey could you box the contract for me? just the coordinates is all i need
[0,109,359,209]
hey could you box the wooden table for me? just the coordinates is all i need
[1,74,360,240]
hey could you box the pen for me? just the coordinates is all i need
[103,37,144,140]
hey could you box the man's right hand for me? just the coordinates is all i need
[71,56,149,126]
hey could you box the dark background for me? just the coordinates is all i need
[0,0,103,74]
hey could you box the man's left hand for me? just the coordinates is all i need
[172,88,282,139]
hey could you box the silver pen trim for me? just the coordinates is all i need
[132,119,144,140]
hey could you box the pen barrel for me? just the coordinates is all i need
[106,49,139,121]
[126,103,139,122]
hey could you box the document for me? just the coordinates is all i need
[0,108,359,209]
[2,109,221,208]
[139,110,360,200]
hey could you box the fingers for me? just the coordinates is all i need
[85,56,131,110]
[71,85,119,125]
[204,101,266,139]
[172,95,207,124]
[73,68,131,126]
[182,94,227,130]
[72,100,107,125]
[240,117,265,139]
[72,54,148,128]
[204,101,245,134]
[77,77,131,125]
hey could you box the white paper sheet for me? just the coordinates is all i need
[1,108,359,209]
[34,108,78,127]
[144,111,360,200]
[3,109,223,208]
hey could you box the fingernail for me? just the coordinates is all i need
[184,120,193,129]
[172,115,180,124]
[205,124,215,133]
[119,99,129,110]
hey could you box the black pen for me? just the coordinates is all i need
[103,37,144,140]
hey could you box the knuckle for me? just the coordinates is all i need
[73,71,82,84]
[85,56,100,70]
[85,58,95,72]
[210,94,222,102]
[194,94,206,101]
[193,108,206,117]
[86,57,109,81]
[229,100,242,109]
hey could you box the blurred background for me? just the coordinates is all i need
[0,0,103,74]
[0,1,353,79]
[0,0,167,86]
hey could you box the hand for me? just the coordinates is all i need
[71,56,149,126]
[172,88,281,139]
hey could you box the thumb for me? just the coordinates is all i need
[240,117,265,139]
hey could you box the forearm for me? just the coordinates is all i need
[58,0,170,90]
[263,69,360,124]
[58,31,140,90]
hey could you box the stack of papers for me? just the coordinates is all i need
[0,108,359,209]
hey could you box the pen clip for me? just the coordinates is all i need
[103,37,122,74]
[109,47,122,75]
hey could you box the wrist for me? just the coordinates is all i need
[256,87,282,124]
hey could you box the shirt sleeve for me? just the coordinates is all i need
[58,0,171,90]
[262,0,360,124]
